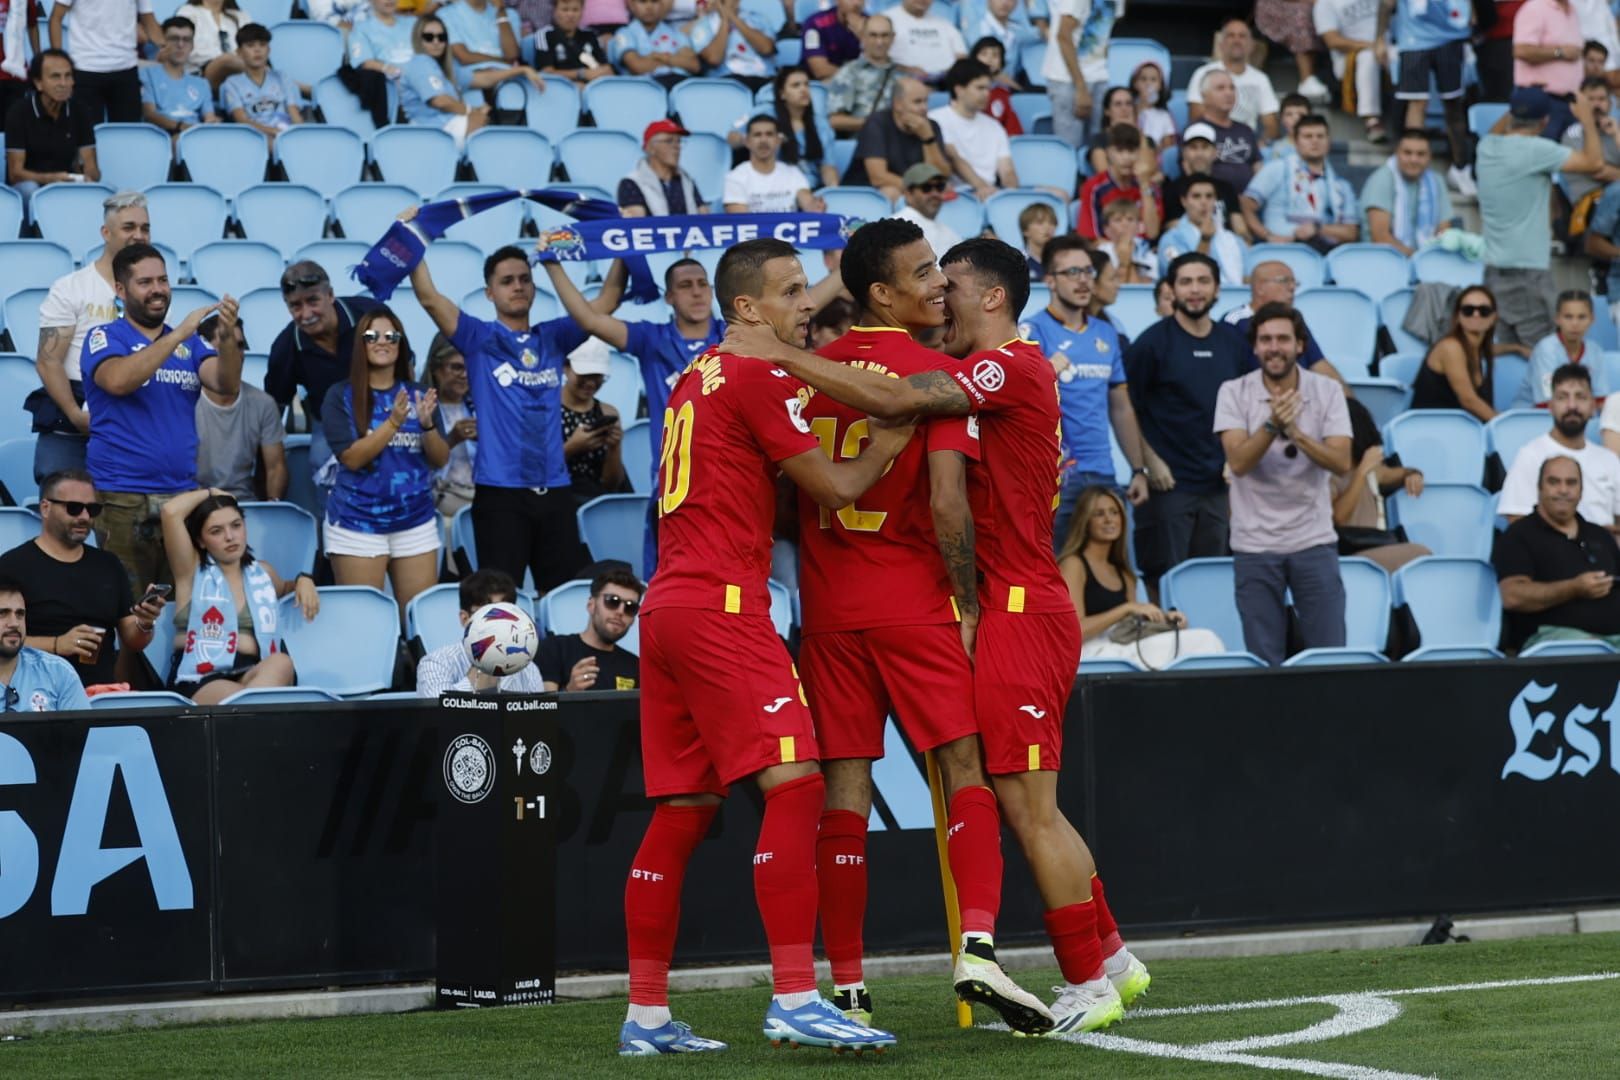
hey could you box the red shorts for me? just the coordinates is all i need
[975,609,1080,775]
[638,608,819,797]
[799,623,978,759]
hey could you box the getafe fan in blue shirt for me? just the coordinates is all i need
[82,242,242,594]
[1018,235,1150,549]
[409,231,626,591]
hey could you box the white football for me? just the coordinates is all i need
[463,602,539,677]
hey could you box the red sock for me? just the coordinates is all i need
[947,786,1003,936]
[1092,874,1123,958]
[625,802,717,1005]
[816,808,868,986]
[1044,900,1104,984]
[756,773,824,995]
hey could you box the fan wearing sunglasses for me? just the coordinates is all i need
[534,567,644,692]
[0,577,89,712]
[1411,285,1500,422]
[321,308,448,626]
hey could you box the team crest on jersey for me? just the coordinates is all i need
[972,358,1006,392]
[519,348,538,369]
[175,342,190,362]
[1095,336,1111,353]
[87,327,108,354]
[28,691,47,712]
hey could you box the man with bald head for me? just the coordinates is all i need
[1223,260,1346,385]
[843,74,952,201]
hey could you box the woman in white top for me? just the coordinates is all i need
[1131,61,1177,147]
[176,0,253,87]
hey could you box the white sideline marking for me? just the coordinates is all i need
[982,972,1620,1078]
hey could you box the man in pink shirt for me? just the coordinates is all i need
[1514,0,1584,96]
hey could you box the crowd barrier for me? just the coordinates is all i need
[2,657,1618,1004]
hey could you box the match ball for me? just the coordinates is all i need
[463,602,538,677]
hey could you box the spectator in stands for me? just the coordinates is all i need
[85,246,243,595]
[1019,200,1058,280]
[609,0,701,87]
[1190,71,1261,196]
[1154,275,1174,317]
[306,0,369,27]
[1057,486,1226,667]
[828,14,897,136]
[4,50,99,204]
[441,0,522,79]
[416,569,543,695]
[1512,0,1584,112]
[1126,252,1251,587]
[1379,0,1475,194]
[1098,200,1156,284]
[141,18,220,138]
[1495,454,1620,650]
[1259,91,1311,162]
[536,0,613,84]
[1560,75,1620,210]
[400,14,492,148]
[1517,292,1608,407]
[1315,0,1386,143]
[0,469,166,688]
[161,488,315,702]
[969,36,1023,136]
[581,0,629,35]
[222,25,304,144]
[408,235,601,592]
[559,337,628,503]
[0,0,41,124]
[886,0,966,81]
[1158,174,1246,286]
[810,296,855,346]
[1241,114,1359,252]
[1088,245,1130,341]
[0,576,88,711]
[1042,0,1106,148]
[323,308,447,620]
[763,66,839,189]
[425,333,477,525]
[619,119,708,217]
[843,75,951,200]
[1078,123,1162,241]
[1411,285,1500,420]
[1224,260,1346,383]
[893,162,964,256]
[1216,302,1352,664]
[347,0,418,85]
[197,319,286,502]
[1478,88,1604,357]
[1499,364,1620,529]
[723,113,824,213]
[1359,128,1457,256]
[965,0,1038,90]
[1584,38,1611,80]
[928,57,1017,198]
[176,0,251,88]
[267,263,406,517]
[1581,158,1620,326]
[1085,87,1155,176]
[1188,17,1280,141]
[48,0,158,124]
[691,0,785,91]
[1163,122,1250,239]
[535,566,641,692]
[802,0,865,80]
[1130,61,1176,147]
[1257,0,1331,106]
[32,190,148,484]
[1021,233,1151,545]
[1332,398,1431,573]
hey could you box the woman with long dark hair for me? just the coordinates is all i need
[771,65,838,188]
[1411,284,1499,421]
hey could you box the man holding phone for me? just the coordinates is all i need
[559,338,630,505]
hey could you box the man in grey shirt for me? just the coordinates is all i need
[195,321,286,500]
[1214,302,1353,664]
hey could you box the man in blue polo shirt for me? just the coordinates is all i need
[410,238,622,591]
[0,577,88,712]
[82,242,243,594]
[1019,235,1150,549]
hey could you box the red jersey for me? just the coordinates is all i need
[641,347,819,618]
[796,326,980,634]
[937,337,1071,616]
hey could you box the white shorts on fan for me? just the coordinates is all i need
[323,518,442,559]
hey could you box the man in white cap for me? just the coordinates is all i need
[893,162,963,256]
[560,337,628,504]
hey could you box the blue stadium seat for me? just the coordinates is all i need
[1281,647,1388,666]
[1022,284,1049,321]
[380,287,442,357]
[1379,287,1426,355]
[238,288,294,355]
[985,189,1065,245]
[241,352,269,391]
[421,241,486,305]
[1487,409,1549,472]
[1387,483,1494,559]
[776,38,802,67]
[275,125,368,199]
[538,578,590,635]
[266,21,344,89]
[598,351,643,419]
[283,434,316,517]
[1009,92,1051,134]
[0,240,73,294]
[679,133,730,209]
[425,185,522,254]
[278,585,399,696]
[1467,102,1509,139]
[577,493,651,580]
[1295,287,1378,377]
[144,183,229,267]
[296,239,371,282]
[1160,557,1245,657]
[1383,409,1486,485]
[32,183,115,258]
[525,77,582,143]
[333,183,420,244]
[220,686,344,705]
[169,285,219,315]
[670,77,754,138]
[1591,296,1619,350]
[1347,378,1410,429]
[556,131,643,195]
[1076,656,1145,675]
[1338,556,1392,651]
[190,240,285,298]
[0,437,37,503]
[370,127,460,199]
[1411,247,1484,288]
[89,690,197,709]
[1243,243,1325,289]
[621,418,651,494]
[1379,351,1422,388]
[95,122,173,191]
[0,507,39,552]
[1324,243,1409,303]
[1403,645,1503,661]
[1020,41,1047,86]
[312,76,389,140]
[938,191,984,238]
[405,582,462,655]
[176,124,269,200]
[1158,144,1180,180]
[583,76,670,138]
[0,356,37,440]
[240,500,318,577]
[465,128,554,189]
[1009,135,1079,192]
[1164,651,1267,670]
[767,579,792,639]
[1519,638,1618,657]
[1492,352,1529,411]
[1108,284,1159,340]
[2,288,47,359]
[1605,350,1620,393]
[1105,37,1172,91]
[450,503,476,573]
[1393,556,1502,652]
[239,0,294,24]
[1211,285,1251,321]
[0,187,22,240]
[829,138,856,179]
[819,185,891,222]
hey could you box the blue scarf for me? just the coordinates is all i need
[1385,157,1444,249]
[1280,151,1349,226]
[175,560,281,684]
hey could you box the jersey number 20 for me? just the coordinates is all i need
[658,401,695,515]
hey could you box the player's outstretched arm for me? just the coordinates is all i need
[779,418,916,507]
[929,448,980,657]
[719,322,972,419]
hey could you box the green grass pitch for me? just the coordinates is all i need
[6,932,1618,1078]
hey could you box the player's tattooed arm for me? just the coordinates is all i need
[930,449,980,656]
